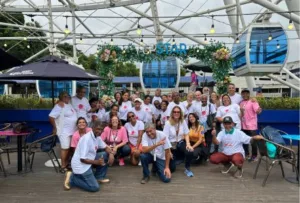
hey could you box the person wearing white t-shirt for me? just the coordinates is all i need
[216,94,241,130]
[166,92,187,117]
[104,104,120,124]
[210,116,263,178]
[118,92,132,125]
[152,88,162,104]
[142,95,155,123]
[158,101,169,130]
[71,87,98,123]
[163,106,192,165]
[49,91,77,172]
[191,90,202,116]
[125,112,145,165]
[227,83,243,105]
[140,123,175,184]
[64,120,114,192]
[182,92,194,121]
[130,98,147,123]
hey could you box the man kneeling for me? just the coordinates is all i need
[64,120,113,192]
[140,122,176,184]
[210,116,263,178]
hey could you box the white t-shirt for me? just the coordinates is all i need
[49,103,77,136]
[124,120,145,146]
[216,104,241,129]
[152,96,162,104]
[71,96,91,122]
[191,100,202,114]
[141,130,171,160]
[71,131,107,174]
[166,101,187,117]
[182,100,194,115]
[195,103,216,131]
[142,103,154,123]
[130,108,147,123]
[217,128,251,157]
[96,108,106,122]
[119,101,132,120]
[229,93,243,105]
[160,110,169,126]
[152,107,162,121]
[163,120,189,142]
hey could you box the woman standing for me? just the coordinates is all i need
[101,115,131,166]
[124,112,144,165]
[114,92,121,104]
[104,104,120,124]
[49,91,77,172]
[216,94,241,129]
[142,95,154,123]
[158,100,169,130]
[182,92,194,121]
[163,106,192,166]
[183,113,207,177]
[71,117,92,150]
[118,92,132,125]
[210,91,221,110]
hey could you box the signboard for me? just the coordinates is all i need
[156,42,187,55]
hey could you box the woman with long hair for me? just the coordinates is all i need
[210,91,221,110]
[142,95,154,123]
[118,92,132,125]
[163,106,192,168]
[216,94,241,130]
[114,92,121,104]
[101,115,131,166]
[104,104,120,124]
[71,117,92,150]
[124,112,144,165]
[183,113,207,177]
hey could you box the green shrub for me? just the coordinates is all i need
[256,97,300,110]
[0,96,53,109]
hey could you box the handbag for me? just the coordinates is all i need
[206,104,216,128]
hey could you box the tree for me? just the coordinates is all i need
[115,62,139,76]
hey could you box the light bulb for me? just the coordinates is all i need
[79,35,83,44]
[210,24,215,34]
[122,50,126,54]
[110,38,114,45]
[288,20,294,30]
[27,44,30,49]
[236,38,240,44]
[196,49,199,53]
[23,37,27,41]
[268,34,272,41]
[171,39,175,45]
[277,44,280,49]
[137,24,142,35]
[64,25,70,34]
[4,43,7,47]
[249,47,251,52]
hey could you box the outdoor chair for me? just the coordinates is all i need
[27,134,61,173]
[0,123,12,164]
[253,138,297,187]
[0,148,7,177]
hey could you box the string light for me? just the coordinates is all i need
[249,42,252,52]
[137,18,142,35]
[79,34,83,43]
[140,35,144,46]
[210,15,215,34]
[4,43,7,47]
[23,37,27,41]
[288,12,294,30]
[204,34,207,43]
[122,46,126,54]
[276,40,280,49]
[171,35,175,45]
[27,44,30,49]
[235,33,240,44]
[110,36,114,45]
[268,33,272,41]
[64,16,70,34]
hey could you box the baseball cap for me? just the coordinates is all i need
[241,88,250,93]
[223,116,234,123]
[134,98,143,103]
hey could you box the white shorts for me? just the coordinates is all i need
[58,135,71,149]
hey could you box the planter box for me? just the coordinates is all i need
[0,109,299,142]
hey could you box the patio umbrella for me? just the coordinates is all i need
[0,55,101,105]
[0,48,24,71]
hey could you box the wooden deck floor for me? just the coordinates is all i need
[0,150,299,203]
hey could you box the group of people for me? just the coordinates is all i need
[49,83,264,192]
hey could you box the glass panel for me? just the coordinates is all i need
[249,27,287,65]
[142,57,178,88]
[38,80,72,98]
[0,84,4,95]
[232,32,247,70]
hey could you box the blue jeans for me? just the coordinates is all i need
[140,153,176,183]
[116,144,131,158]
[70,152,108,192]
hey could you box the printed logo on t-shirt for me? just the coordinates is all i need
[202,111,206,116]
[131,131,135,135]
[163,116,167,121]
[123,105,127,109]
[136,116,139,120]
[225,109,229,113]
[78,104,84,109]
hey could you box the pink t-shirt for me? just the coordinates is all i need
[71,128,92,148]
[101,126,128,146]
[240,100,260,130]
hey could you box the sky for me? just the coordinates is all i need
[4,0,300,62]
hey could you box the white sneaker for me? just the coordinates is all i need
[138,160,142,166]
[221,163,235,174]
[234,168,243,178]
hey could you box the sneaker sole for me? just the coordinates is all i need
[221,164,235,174]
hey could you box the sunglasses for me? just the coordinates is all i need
[173,111,181,114]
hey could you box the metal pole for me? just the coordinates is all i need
[24,47,49,63]
[48,0,55,55]
[150,0,163,42]
[282,67,300,83]
[236,0,246,28]
[285,0,300,38]
[267,74,300,91]
[71,0,77,62]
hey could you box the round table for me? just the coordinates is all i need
[282,135,300,184]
